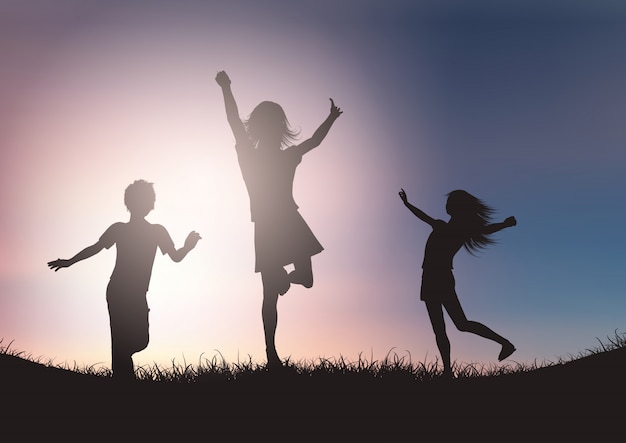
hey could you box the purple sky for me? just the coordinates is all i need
[1,0,625,372]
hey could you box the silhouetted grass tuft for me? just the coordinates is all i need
[2,330,625,384]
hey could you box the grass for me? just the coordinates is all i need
[2,329,625,384]
[2,331,625,442]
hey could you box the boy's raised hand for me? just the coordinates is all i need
[184,231,202,250]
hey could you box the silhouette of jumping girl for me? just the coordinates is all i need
[48,179,201,380]
[216,70,342,368]
[399,188,516,377]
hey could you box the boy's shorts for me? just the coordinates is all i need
[106,281,150,354]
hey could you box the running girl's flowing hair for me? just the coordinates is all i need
[244,101,300,149]
[446,190,497,255]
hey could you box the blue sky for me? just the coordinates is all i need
[1,0,625,371]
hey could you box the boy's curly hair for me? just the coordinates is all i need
[124,179,155,214]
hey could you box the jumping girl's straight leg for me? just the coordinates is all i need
[261,271,282,367]
[424,300,452,375]
[443,295,516,361]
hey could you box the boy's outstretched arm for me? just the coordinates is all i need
[399,188,437,227]
[168,231,202,263]
[296,98,343,154]
[215,71,247,144]
[48,241,106,271]
[484,216,517,234]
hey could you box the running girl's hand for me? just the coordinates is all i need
[504,216,517,227]
[399,188,408,204]
[215,71,231,88]
[329,98,343,119]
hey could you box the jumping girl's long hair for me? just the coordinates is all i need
[244,101,300,149]
[446,190,496,255]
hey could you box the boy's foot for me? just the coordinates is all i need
[440,369,454,381]
[498,342,516,361]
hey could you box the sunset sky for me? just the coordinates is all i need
[1,0,625,372]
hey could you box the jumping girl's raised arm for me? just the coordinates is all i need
[399,188,438,227]
[295,98,342,155]
[215,71,247,144]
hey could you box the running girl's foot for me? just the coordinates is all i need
[498,342,516,361]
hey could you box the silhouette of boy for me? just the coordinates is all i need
[48,179,201,380]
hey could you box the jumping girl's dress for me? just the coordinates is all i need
[235,138,324,273]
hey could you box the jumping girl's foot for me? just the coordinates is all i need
[266,352,283,370]
[288,270,313,288]
[498,341,516,361]
[277,268,291,296]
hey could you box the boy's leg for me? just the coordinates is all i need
[107,293,140,381]
[110,338,135,380]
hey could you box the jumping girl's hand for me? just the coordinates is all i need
[215,71,231,88]
[329,98,343,119]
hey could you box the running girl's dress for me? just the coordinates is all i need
[420,219,468,303]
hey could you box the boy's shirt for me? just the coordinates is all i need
[100,221,176,292]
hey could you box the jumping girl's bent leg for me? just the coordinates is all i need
[443,295,516,361]
[289,257,313,288]
[424,300,452,375]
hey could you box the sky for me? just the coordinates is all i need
[1,0,625,372]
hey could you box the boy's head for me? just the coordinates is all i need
[124,179,155,216]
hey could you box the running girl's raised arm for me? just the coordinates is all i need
[295,98,342,155]
[399,188,437,227]
[215,71,247,144]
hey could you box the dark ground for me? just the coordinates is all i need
[1,346,625,442]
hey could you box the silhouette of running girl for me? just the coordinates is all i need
[48,179,201,380]
[399,188,516,377]
[215,70,342,368]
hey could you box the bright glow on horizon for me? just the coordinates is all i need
[1,7,434,370]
